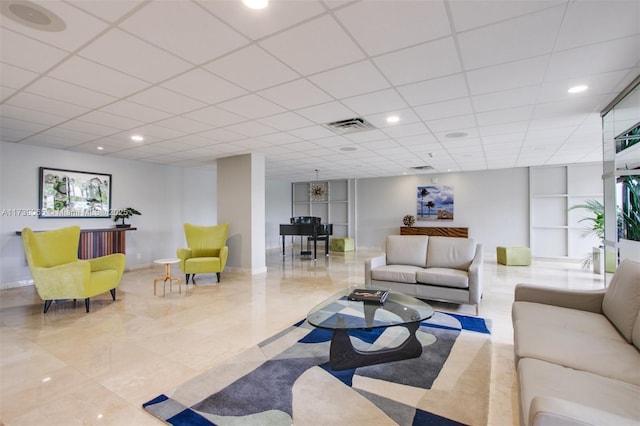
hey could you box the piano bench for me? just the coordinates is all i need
[330,237,354,252]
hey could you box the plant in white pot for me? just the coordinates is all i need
[568,200,610,272]
[113,207,141,228]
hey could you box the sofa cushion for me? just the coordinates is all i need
[385,235,428,268]
[512,301,626,343]
[514,320,640,386]
[426,236,476,271]
[602,259,640,343]
[633,310,640,351]
[518,358,640,426]
[371,265,421,284]
[416,268,469,289]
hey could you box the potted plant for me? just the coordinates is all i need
[619,175,640,262]
[113,207,141,228]
[569,200,605,272]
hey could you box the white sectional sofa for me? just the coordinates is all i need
[364,235,483,314]
[512,259,640,426]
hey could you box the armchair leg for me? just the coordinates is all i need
[185,274,191,284]
[110,288,116,300]
[43,300,52,313]
[85,298,90,313]
[216,272,221,282]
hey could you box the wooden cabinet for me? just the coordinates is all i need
[400,227,468,238]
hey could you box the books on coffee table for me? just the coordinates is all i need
[348,289,389,304]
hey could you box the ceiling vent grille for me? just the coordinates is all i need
[409,165,434,171]
[325,117,375,134]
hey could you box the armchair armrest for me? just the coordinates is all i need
[364,253,387,287]
[220,246,229,270]
[31,260,91,300]
[176,248,192,272]
[88,253,126,280]
[468,243,483,305]
[514,284,605,313]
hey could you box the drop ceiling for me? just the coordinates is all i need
[1,0,638,182]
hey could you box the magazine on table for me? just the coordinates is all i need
[348,288,389,304]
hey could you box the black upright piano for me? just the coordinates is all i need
[280,216,333,260]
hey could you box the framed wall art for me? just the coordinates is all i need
[416,185,454,221]
[38,167,112,218]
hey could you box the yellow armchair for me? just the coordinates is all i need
[21,226,125,313]
[177,223,229,284]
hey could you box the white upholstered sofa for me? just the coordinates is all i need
[364,235,483,314]
[512,259,640,426]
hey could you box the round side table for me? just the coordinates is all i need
[153,258,182,296]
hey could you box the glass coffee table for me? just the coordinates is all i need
[307,288,434,370]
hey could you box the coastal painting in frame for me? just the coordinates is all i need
[416,185,454,221]
[38,167,112,218]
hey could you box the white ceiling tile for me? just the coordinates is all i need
[449,0,563,32]
[258,132,302,144]
[382,122,432,139]
[414,98,475,121]
[199,0,325,40]
[537,70,630,103]
[472,86,539,113]
[79,29,192,83]
[395,134,439,147]
[343,129,387,143]
[434,128,480,141]
[58,119,120,137]
[295,101,357,124]
[6,92,88,118]
[154,116,214,134]
[335,0,450,56]
[204,45,299,92]
[364,108,421,129]
[545,36,640,81]
[555,1,640,51]
[184,106,246,128]
[479,122,530,137]
[225,121,278,138]
[127,86,206,115]
[1,1,109,51]
[217,94,286,119]
[288,125,337,140]
[198,128,246,143]
[26,76,116,109]
[0,86,17,103]
[476,106,534,127]
[426,115,477,133]
[21,133,82,149]
[120,1,248,64]
[161,68,247,104]
[374,37,462,86]
[100,100,172,122]
[0,28,68,73]
[257,112,314,131]
[129,123,185,140]
[71,0,144,23]
[260,15,365,75]
[1,115,49,134]
[0,63,39,90]
[78,110,144,131]
[309,61,389,99]
[49,56,150,98]
[341,89,409,116]
[398,74,468,107]
[458,6,564,70]
[258,79,332,110]
[466,56,549,95]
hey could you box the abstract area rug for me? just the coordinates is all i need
[143,311,492,425]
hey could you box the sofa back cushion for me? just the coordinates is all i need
[603,259,640,343]
[426,236,477,271]
[386,236,429,268]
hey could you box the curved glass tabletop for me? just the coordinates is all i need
[307,287,434,331]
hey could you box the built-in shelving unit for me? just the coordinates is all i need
[292,179,350,238]
[530,164,603,259]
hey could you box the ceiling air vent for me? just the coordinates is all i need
[409,165,434,171]
[325,117,375,134]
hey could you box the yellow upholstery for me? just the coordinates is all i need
[21,226,125,313]
[177,223,229,284]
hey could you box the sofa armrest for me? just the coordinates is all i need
[529,396,636,426]
[364,253,386,287]
[468,243,483,304]
[514,284,605,313]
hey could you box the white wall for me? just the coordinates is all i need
[356,168,530,257]
[0,141,217,286]
[266,178,291,250]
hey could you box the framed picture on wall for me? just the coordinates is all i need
[38,167,112,218]
[416,185,454,221]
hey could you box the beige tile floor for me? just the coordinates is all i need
[0,247,606,426]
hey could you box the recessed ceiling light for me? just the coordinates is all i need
[386,115,400,124]
[131,135,144,142]
[97,146,104,150]
[445,131,468,139]
[568,85,588,94]
[243,0,268,9]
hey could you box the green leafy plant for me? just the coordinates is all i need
[620,175,640,241]
[569,200,604,270]
[113,207,141,227]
